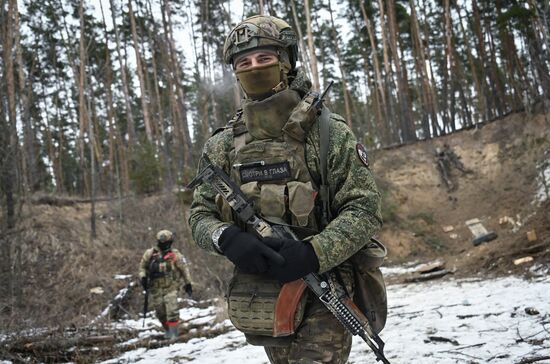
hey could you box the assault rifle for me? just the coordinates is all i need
[312,80,334,111]
[142,276,149,328]
[187,155,390,364]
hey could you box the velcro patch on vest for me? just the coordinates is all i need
[239,161,291,183]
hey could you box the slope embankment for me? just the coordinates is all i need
[373,111,550,278]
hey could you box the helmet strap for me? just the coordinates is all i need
[270,50,289,94]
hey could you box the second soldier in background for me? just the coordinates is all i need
[139,230,193,340]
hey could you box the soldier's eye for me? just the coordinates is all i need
[237,60,250,68]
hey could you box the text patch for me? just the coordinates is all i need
[239,161,291,183]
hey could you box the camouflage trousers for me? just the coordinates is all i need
[150,288,179,323]
[264,297,352,364]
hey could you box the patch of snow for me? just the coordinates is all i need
[100,330,267,364]
[0,327,50,344]
[111,304,222,334]
[371,276,550,363]
[100,276,550,363]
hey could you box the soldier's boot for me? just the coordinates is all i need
[167,326,179,341]
[166,320,179,340]
[160,321,169,338]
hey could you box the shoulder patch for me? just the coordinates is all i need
[356,143,370,169]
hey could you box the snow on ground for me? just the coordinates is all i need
[114,274,133,280]
[100,273,550,364]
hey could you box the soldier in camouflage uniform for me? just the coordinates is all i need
[139,230,193,340]
[189,15,382,363]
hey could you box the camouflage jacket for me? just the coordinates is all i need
[188,107,382,273]
[139,247,192,286]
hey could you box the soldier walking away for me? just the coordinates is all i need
[139,230,193,340]
[189,15,386,363]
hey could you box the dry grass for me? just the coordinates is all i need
[0,193,231,333]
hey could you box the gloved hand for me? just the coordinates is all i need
[263,237,320,283]
[184,283,193,297]
[141,276,148,290]
[219,225,285,274]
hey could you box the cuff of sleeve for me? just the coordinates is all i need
[309,236,331,274]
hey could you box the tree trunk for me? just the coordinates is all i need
[13,1,37,192]
[386,0,415,142]
[2,0,19,311]
[378,0,398,143]
[409,0,432,139]
[99,0,120,194]
[78,0,96,237]
[443,0,455,132]
[109,0,137,149]
[77,0,89,197]
[161,0,193,172]
[457,5,485,124]
[145,0,173,188]
[471,0,494,120]
[304,0,320,91]
[358,0,389,144]
[128,0,153,143]
[526,0,550,95]
[290,0,312,80]
[164,0,193,170]
[328,0,353,128]
[54,0,89,194]
[51,58,67,193]
[348,4,381,144]
[495,0,523,109]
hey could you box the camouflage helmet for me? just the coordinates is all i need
[223,15,298,69]
[156,229,174,243]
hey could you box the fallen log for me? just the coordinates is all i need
[424,336,459,346]
[517,356,550,364]
[405,269,453,283]
[99,281,136,320]
[18,335,116,352]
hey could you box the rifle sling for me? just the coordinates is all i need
[319,108,332,226]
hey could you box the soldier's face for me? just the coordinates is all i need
[234,50,278,71]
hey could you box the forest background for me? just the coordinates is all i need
[0,0,549,331]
